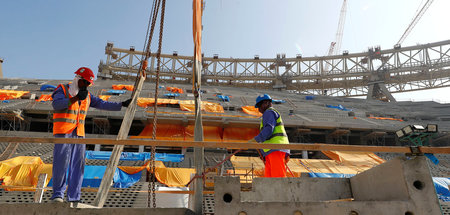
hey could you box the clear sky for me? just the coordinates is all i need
[1,0,449,101]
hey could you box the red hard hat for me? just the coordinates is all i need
[75,67,95,84]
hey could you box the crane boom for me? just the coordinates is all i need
[332,0,347,56]
[396,0,434,45]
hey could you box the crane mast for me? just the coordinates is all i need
[332,0,347,56]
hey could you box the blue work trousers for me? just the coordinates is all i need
[51,129,86,201]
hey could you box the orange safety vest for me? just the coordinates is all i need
[53,84,90,136]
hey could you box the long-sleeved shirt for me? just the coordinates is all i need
[52,85,122,111]
[254,108,290,157]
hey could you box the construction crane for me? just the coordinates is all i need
[322,0,347,95]
[326,0,347,57]
[396,0,434,45]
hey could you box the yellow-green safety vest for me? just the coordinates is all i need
[260,107,289,152]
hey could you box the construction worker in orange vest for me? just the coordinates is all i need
[248,94,290,177]
[50,67,132,205]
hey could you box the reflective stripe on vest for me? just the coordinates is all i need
[259,107,289,152]
[53,84,90,136]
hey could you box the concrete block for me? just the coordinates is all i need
[351,156,441,214]
[350,157,409,201]
[241,177,352,202]
[214,156,442,215]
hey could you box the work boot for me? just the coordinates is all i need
[51,197,64,203]
[70,200,84,208]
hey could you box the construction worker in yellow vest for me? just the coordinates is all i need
[50,67,132,205]
[248,94,290,177]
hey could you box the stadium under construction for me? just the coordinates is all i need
[1,0,450,214]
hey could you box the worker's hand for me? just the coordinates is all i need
[285,155,290,164]
[247,138,257,144]
[122,98,132,107]
[76,89,88,100]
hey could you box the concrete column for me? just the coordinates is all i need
[302,150,308,159]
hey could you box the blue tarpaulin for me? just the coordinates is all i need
[433,177,450,202]
[48,166,107,188]
[113,168,142,188]
[305,96,316,100]
[216,95,230,102]
[106,90,126,95]
[85,151,184,162]
[164,93,180,97]
[48,166,143,188]
[40,84,57,91]
[308,172,355,178]
[272,99,286,104]
[326,104,353,111]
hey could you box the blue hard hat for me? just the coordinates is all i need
[255,94,272,108]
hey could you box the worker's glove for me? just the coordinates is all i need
[76,89,88,100]
[122,98,132,107]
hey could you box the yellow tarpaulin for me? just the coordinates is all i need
[0,157,196,189]
[322,150,385,173]
[241,106,262,117]
[0,156,52,191]
[0,89,29,100]
[297,158,360,174]
[179,100,224,113]
[98,95,111,101]
[230,154,382,178]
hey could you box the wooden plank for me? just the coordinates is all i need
[93,75,146,208]
[33,173,47,203]
[2,136,450,154]
[0,142,20,161]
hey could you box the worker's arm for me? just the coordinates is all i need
[254,110,277,143]
[51,86,71,111]
[89,94,123,111]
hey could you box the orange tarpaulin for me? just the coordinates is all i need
[98,95,111,101]
[137,98,179,108]
[223,127,259,142]
[36,94,53,102]
[185,125,223,142]
[368,116,403,121]
[166,87,184,94]
[242,106,262,117]
[179,100,224,113]
[154,167,195,187]
[0,89,29,100]
[136,123,186,141]
[112,84,134,91]
[136,124,258,143]
[119,160,195,187]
